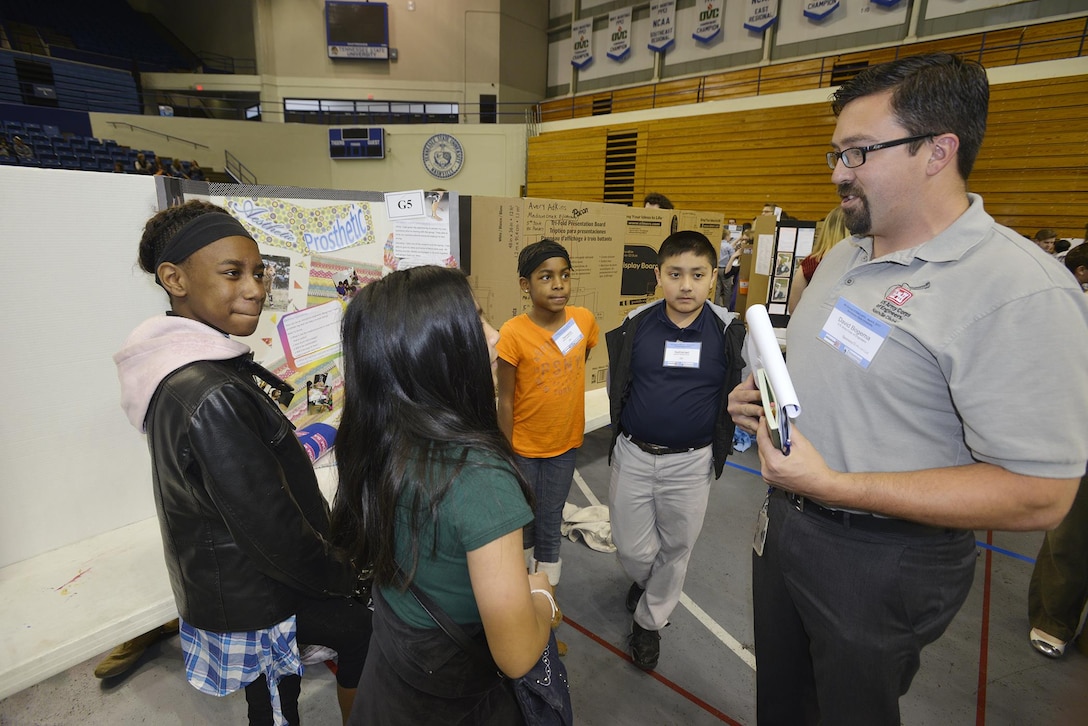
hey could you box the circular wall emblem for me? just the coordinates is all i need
[422,133,464,179]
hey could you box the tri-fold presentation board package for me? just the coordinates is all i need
[468,196,722,391]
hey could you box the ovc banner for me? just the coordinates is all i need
[804,0,839,20]
[571,17,594,69]
[608,8,632,61]
[693,0,724,43]
[648,0,676,53]
[744,0,779,32]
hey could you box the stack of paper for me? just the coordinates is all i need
[744,304,801,452]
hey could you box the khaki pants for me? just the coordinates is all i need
[608,435,713,630]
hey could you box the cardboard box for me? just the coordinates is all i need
[468,196,722,390]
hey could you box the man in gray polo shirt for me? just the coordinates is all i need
[729,53,1088,725]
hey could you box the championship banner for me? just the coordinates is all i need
[607,8,632,61]
[693,0,724,43]
[571,17,594,69]
[804,0,839,20]
[744,0,779,32]
[648,0,676,53]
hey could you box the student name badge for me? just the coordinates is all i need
[663,340,701,368]
[817,297,890,369]
[552,317,584,356]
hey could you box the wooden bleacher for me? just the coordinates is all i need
[529,20,1088,238]
[538,17,1088,123]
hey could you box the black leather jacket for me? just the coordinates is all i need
[145,356,355,631]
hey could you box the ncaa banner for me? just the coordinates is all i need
[804,0,839,20]
[648,0,676,53]
[607,7,632,61]
[693,0,724,43]
[571,17,594,69]
[744,0,779,32]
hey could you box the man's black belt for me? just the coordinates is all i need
[623,432,707,456]
[785,491,953,537]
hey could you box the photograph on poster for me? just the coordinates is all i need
[308,256,382,306]
[307,372,334,414]
[772,277,790,303]
[428,189,446,221]
[267,358,344,430]
[775,252,794,277]
[301,362,342,424]
[262,253,292,311]
[255,378,290,407]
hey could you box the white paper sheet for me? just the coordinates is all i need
[745,304,801,421]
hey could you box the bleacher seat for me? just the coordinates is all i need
[23,123,41,134]
[4,120,25,135]
[42,125,61,137]
[40,156,62,168]
[0,156,17,165]
[17,156,41,166]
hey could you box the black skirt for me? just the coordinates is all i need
[348,587,521,725]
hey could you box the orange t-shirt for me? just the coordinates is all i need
[496,306,599,458]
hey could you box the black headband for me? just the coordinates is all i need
[155,213,254,279]
[518,248,571,280]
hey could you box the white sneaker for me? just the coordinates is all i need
[299,644,338,665]
[1029,628,1066,658]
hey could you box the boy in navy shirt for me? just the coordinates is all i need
[605,230,745,670]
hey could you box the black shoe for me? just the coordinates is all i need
[629,622,660,671]
[625,582,645,613]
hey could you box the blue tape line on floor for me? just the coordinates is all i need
[976,541,1035,565]
[725,460,762,477]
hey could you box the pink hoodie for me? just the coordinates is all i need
[114,315,252,432]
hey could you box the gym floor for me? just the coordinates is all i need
[2,428,1087,725]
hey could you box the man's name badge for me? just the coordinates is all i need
[817,296,889,369]
[753,495,770,557]
[663,340,701,368]
[552,317,584,356]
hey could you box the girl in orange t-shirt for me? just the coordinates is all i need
[497,239,599,587]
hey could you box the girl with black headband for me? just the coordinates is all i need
[496,239,599,622]
[113,200,371,725]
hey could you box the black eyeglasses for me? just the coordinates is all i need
[825,134,933,170]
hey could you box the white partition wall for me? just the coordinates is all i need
[0,167,164,569]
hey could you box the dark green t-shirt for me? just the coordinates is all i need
[381,450,533,629]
